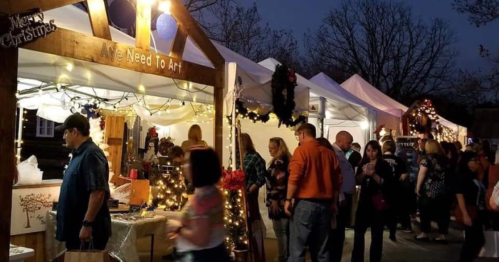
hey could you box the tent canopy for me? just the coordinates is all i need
[19,5,310,113]
[340,74,465,134]
[259,58,367,122]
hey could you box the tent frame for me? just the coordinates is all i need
[0,0,225,259]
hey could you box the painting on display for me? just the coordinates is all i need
[11,186,60,235]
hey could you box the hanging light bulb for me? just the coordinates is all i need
[158,0,171,14]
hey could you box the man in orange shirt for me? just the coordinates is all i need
[284,123,343,262]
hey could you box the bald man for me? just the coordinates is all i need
[329,131,356,262]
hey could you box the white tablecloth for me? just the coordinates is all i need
[45,211,179,262]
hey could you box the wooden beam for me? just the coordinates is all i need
[0,47,18,262]
[213,67,224,162]
[0,0,84,15]
[22,28,218,86]
[170,0,224,69]
[170,24,188,59]
[86,0,112,40]
[135,0,151,51]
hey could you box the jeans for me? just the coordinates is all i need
[329,194,352,262]
[290,199,331,262]
[272,218,290,261]
[351,208,384,262]
[459,216,485,262]
[419,195,450,234]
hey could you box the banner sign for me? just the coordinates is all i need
[1,9,57,48]
[395,136,419,181]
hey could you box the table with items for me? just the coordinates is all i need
[45,210,179,262]
[9,244,35,262]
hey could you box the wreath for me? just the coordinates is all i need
[271,64,305,127]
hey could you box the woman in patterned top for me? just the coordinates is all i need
[266,137,292,262]
[166,146,229,262]
[239,133,267,262]
[415,140,452,243]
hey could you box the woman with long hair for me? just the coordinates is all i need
[166,146,230,262]
[415,140,452,243]
[266,137,292,262]
[351,141,394,262]
[239,133,266,262]
[455,151,487,262]
[181,124,208,152]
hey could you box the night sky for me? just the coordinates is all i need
[239,0,499,71]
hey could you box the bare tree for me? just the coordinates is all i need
[453,0,499,27]
[199,0,300,64]
[306,0,458,103]
[453,0,499,105]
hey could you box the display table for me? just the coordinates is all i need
[9,244,35,262]
[45,211,179,262]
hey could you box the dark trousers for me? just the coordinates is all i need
[351,207,384,262]
[459,218,485,262]
[329,194,352,262]
[290,199,331,262]
[419,195,450,234]
[66,236,109,251]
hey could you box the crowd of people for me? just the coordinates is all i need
[226,123,499,262]
[53,113,499,262]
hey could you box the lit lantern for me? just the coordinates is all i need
[156,13,178,41]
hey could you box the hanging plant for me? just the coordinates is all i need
[271,64,304,127]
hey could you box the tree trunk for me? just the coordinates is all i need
[25,211,31,228]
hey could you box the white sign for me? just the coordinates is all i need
[100,42,183,74]
[11,186,60,235]
[1,10,57,48]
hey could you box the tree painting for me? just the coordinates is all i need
[19,193,53,228]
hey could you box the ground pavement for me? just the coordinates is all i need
[141,220,497,262]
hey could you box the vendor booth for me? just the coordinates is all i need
[1,0,228,261]
[259,58,373,147]
[340,74,467,143]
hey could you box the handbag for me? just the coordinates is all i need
[372,193,389,212]
[64,241,110,262]
[64,250,110,262]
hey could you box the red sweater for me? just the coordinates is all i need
[288,140,343,199]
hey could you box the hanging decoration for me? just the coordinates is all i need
[151,159,188,211]
[271,64,306,127]
[408,99,439,137]
[156,13,178,41]
[109,0,136,29]
[226,99,271,124]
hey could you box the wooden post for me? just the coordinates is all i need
[213,67,224,163]
[135,0,152,51]
[0,47,18,262]
[86,0,112,40]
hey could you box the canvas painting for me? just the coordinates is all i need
[11,186,61,235]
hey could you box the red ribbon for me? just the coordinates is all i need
[222,169,245,191]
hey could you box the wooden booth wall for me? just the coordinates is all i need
[105,116,125,176]
[20,110,71,180]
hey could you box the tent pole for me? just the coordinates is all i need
[318,97,326,137]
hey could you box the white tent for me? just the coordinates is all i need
[18,5,309,115]
[260,59,368,121]
[340,74,467,141]
[258,58,373,146]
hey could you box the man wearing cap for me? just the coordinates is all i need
[55,113,111,250]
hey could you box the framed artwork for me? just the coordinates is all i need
[11,186,61,236]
